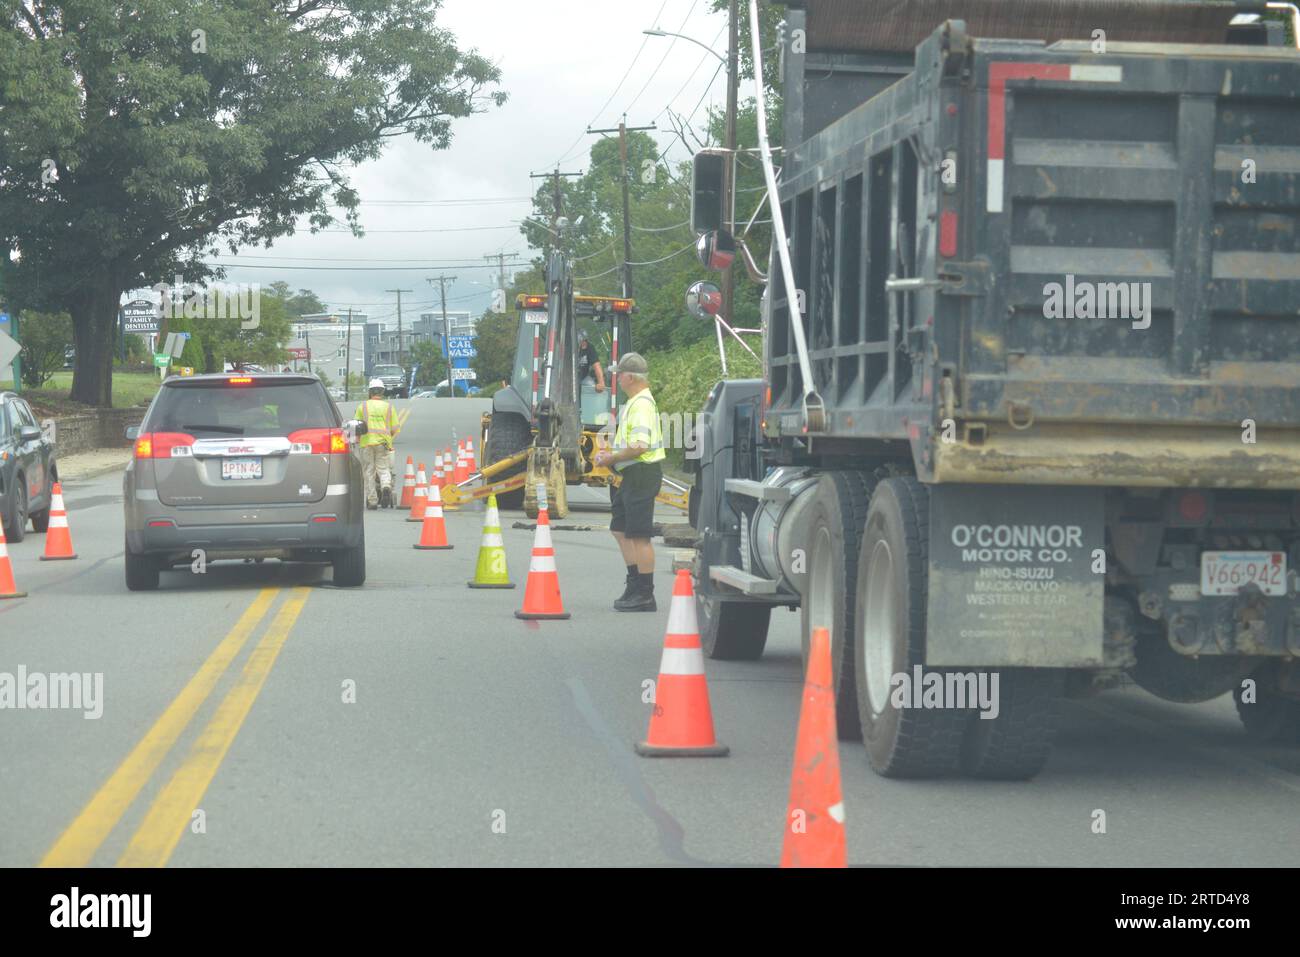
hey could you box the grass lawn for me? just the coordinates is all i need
[0,370,161,416]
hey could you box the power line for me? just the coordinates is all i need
[549,0,672,169]
[623,0,703,117]
[210,262,512,272]
[632,220,689,233]
[315,225,523,234]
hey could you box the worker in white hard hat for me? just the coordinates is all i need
[355,378,397,509]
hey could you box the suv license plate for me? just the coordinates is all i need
[221,457,263,480]
[1200,551,1287,597]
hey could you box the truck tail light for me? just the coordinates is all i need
[940,210,959,258]
[1172,490,1212,526]
[288,428,349,454]
[135,432,196,459]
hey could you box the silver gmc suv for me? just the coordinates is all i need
[123,373,365,590]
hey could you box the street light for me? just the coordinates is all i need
[642,27,726,62]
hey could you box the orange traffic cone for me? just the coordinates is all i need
[634,570,728,757]
[514,507,569,620]
[780,626,846,867]
[407,464,428,523]
[40,483,77,561]
[466,438,477,473]
[414,483,453,550]
[399,456,416,508]
[0,522,27,599]
[453,442,469,484]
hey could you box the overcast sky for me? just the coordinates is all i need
[209,0,732,327]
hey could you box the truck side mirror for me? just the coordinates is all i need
[691,149,731,234]
[686,281,724,320]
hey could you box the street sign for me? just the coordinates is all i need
[288,347,310,360]
[153,353,170,368]
[445,335,476,359]
[0,330,20,369]
[121,299,161,336]
[450,367,477,381]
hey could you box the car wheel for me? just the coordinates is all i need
[30,474,53,533]
[5,479,28,544]
[332,527,366,587]
[124,537,161,591]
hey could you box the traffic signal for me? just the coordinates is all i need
[691,149,731,234]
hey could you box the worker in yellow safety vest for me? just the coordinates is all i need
[356,379,397,509]
[593,352,665,612]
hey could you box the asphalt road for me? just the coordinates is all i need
[2,397,1298,867]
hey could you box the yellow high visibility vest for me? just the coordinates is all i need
[614,390,665,470]
[356,399,395,448]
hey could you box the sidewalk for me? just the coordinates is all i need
[58,448,132,481]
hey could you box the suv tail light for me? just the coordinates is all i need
[134,432,196,459]
[288,428,348,454]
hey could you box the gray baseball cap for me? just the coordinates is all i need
[615,352,648,375]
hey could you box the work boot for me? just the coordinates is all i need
[367,502,378,511]
[380,486,393,509]
[615,572,657,613]
[616,564,637,602]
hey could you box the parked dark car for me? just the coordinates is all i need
[0,391,57,542]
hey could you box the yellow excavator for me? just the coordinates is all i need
[441,249,689,518]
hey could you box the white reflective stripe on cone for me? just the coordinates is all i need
[483,533,504,547]
[486,507,500,525]
[657,646,706,676]
[52,496,66,509]
[665,594,697,637]
[529,553,557,573]
[428,506,443,517]
[0,543,8,558]
[50,516,69,528]
[534,523,553,549]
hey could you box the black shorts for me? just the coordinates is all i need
[610,461,662,538]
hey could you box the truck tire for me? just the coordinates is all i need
[854,477,969,777]
[124,537,160,591]
[800,470,875,740]
[484,412,530,509]
[4,477,27,543]
[960,669,1062,779]
[698,591,771,660]
[1235,668,1300,745]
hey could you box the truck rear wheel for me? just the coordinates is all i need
[484,412,530,509]
[854,477,968,777]
[959,669,1062,780]
[698,591,771,660]
[1235,667,1300,745]
[800,470,875,740]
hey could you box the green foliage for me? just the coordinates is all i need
[652,335,762,422]
[17,310,73,388]
[471,309,517,386]
[165,288,291,373]
[409,339,448,388]
[0,0,505,405]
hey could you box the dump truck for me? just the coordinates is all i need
[688,0,1300,779]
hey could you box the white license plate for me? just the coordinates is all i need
[1200,551,1287,597]
[221,457,263,481]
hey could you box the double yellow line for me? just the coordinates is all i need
[41,587,310,868]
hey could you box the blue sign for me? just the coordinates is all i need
[445,335,476,359]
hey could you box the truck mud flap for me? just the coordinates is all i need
[926,485,1105,668]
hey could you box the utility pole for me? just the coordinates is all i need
[529,169,583,250]
[723,0,739,329]
[344,307,353,401]
[483,252,523,309]
[587,116,657,297]
[305,324,313,377]
[426,274,457,396]
[385,288,412,370]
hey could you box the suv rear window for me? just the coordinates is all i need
[147,379,337,438]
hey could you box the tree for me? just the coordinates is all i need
[167,288,292,373]
[0,1,505,406]
[471,309,518,387]
[17,311,73,388]
[268,281,328,319]
[409,339,448,389]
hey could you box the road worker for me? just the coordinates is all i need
[592,352,664,611]
[356,378,397,509]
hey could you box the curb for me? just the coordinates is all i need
[60,456,132,483]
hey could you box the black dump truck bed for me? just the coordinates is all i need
[766,0,1300,488]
